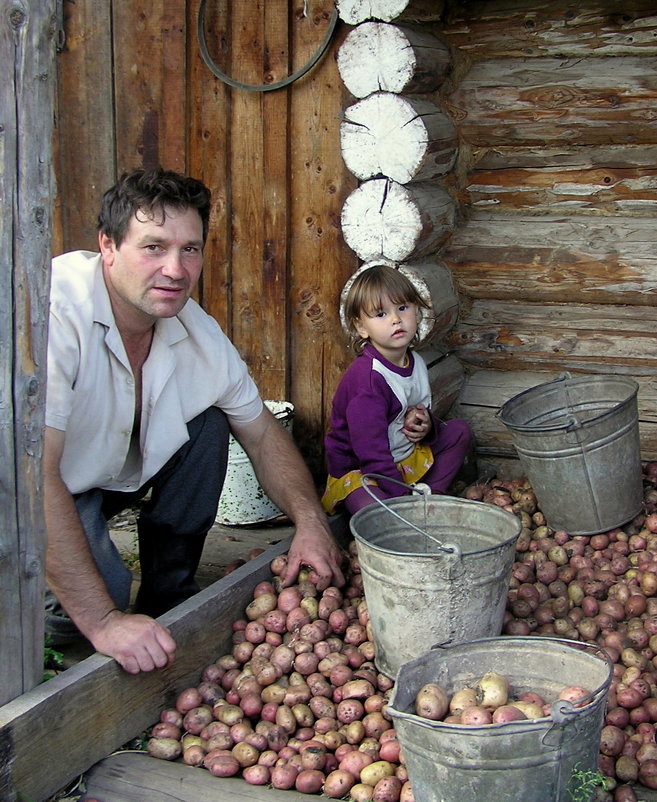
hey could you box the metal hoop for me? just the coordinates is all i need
[197,0,339,93]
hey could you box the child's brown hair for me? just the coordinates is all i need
[344,265,430,355]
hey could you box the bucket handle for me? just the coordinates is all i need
[360,474,460,555]
[541,640,614,747]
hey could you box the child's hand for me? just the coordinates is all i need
[402,404,432,443]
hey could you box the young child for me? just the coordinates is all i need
[322,265,473,516]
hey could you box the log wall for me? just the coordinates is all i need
[435,0,657,470]
[53,0,358,475]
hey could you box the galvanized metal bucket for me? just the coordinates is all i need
[216,401,294,525]
[387,637,612,802]
[497,373,643,536]
[350,488,519,678]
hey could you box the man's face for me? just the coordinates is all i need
[99,205,204,329]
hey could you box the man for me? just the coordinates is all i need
[44,168,345,675]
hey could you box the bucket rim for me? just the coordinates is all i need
[350,495,521,558]
[497,374,639,433]
[387,636,613,733]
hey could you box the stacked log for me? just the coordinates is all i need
[335,2,462,410]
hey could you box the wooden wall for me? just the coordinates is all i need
[53,0,358,475]
[54,0,657,479]
[432,0,657,472]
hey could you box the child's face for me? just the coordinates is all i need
[355,294,419,365]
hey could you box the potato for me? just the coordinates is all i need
[295,768,326,793]
[476,672,509,708]
[414,683,449,721]
[147,737,182,761]
[324,769,356,798]
[373,775,403,802]
[449,688,477,714]
[150,722,181,740]
[246,592,278,620]
[183,705,213,734]
[351,783,376,802]
[360,760,395,788]
[509,700,545,720]
[342,679,376,700]
[175,687,203,714]
[337,699,365,724]
[232,741,260,768]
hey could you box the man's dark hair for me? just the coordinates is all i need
[97,168,212,247]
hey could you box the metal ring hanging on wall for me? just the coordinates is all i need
[197,0,339,92]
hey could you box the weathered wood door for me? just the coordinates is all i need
[54,0,358,474]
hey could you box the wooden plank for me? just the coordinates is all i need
[228,1,289,401]
[445,56,657,147]
[0,540,289,802]
[54,0,115,253]
[443,213,657,306]
[289,9,359,475]
[112,0,187,173]
[0,0,55,714]
[441,0,657,58]
[188,0,231,330]
[81,751,323,802]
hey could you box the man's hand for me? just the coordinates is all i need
[283,520,346,591]
[90,610,177,674]
[402,403,432,443]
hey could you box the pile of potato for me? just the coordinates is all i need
[414,673,591,726]
[147,463,657,802]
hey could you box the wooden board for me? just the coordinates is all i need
[80,751,324,802]
[0,540,289,802]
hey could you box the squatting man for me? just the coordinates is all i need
[44,168,345,675]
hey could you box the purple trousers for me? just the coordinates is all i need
[344,418,473,516]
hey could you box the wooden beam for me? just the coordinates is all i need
[444,213,657,306]
[441,1,657,59]
[0,0,55,712]
[445,56,657,147]
[0,541,289,802]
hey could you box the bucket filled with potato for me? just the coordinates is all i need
[350,493,520,678]
[387,636,613,802]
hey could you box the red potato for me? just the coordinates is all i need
[183,706,213,735]
[242,764,270,785]
[461,706,493,726]
[182,744,206,766]
[207,754,241,777]
[287,607,311,632]
[159,708,183,728]
[337,699,365,724]
[271,764,298,789]
[491,705,527,724]
[295,769,326,793]
[324,769,357,798]
[373,775,403,802]
[150,722,181,740]
[340,749,374,778]
[175,687,203,714]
